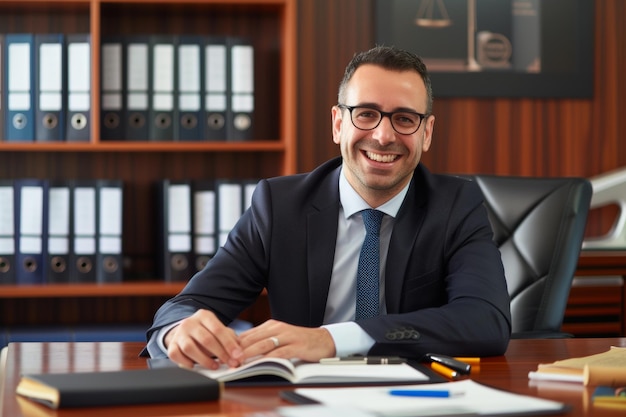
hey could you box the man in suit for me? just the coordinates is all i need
[145,45,511,370]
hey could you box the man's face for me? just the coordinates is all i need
[332,64,435,207]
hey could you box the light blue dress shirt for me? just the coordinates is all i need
[322,168,409,356]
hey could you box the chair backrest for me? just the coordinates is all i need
[464,175,592,338]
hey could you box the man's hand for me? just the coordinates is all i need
[165,310,243,370]
[237,319,336,362]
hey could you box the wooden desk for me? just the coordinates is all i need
[2,339,626,417]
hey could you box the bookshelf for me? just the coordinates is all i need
[0,0,294,333]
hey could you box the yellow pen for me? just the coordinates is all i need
[430,361,459,380]
[454,357,481,365]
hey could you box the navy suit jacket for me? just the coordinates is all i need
[145,157,511,358]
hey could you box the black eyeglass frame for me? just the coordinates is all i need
[337,104,428,135]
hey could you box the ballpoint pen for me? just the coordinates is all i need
[319,356,406,365]
[389,389,463,398]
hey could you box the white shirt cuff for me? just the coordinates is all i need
[155,321,182,355]
[323,322,375,357]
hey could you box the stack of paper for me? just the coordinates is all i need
[528,346,626,385]
[286,379,567,416]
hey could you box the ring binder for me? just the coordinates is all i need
[156,180,194,282]
[125,36,150,141]
[177,36,203,141]
[14,179,48,284]
[96,180,123,283]
[47,180,71,283]
[0,179,16,284]
[65,34,91,142]
[70,180,97,283]
[204,37,228,141]
[101,36,125,140]
[35,34,65,142]
[150,35,176,141]
[5,34,35,142]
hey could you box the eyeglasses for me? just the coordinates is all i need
[337,104,428,135]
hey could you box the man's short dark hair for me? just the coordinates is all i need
[338,45,433,114]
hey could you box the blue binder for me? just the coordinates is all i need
[5,34,35,142]
[14,179,48,284]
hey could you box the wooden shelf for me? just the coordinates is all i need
[0,281,186,298]
[0,140,286,152]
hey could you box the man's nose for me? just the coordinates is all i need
[371,114,396,144]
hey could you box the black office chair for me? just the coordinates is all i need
[464,175,592,338]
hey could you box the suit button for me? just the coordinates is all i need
[385,332,397,340]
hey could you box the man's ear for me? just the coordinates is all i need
[331,106,343,145]
[422,114,435,152]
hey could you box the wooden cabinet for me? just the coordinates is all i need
[0,0,294,333]
[563,251,626,336]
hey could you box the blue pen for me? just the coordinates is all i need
[389,389,455,398]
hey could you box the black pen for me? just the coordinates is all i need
[319,356,406,365]
[423,353,472,375]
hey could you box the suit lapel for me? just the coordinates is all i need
[385,172,428,314]
[307,167,341,325]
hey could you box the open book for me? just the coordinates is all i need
[528,346,626,385]
[193,356,430,385]
[283,379,568,416]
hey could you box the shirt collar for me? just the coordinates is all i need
[339,166,411,220]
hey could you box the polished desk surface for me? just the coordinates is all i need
[2,339,626,417]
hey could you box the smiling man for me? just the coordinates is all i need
[144,46,511,370]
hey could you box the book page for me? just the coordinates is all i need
[293,362,428,384]
[194,357,428,384]
[196,357,298,383]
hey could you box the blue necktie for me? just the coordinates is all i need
[356,209,384,320]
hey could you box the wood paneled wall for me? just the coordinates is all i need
[296,0,625,236]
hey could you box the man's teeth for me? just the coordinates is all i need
[366,151,397,163]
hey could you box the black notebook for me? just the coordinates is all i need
[16,367,221,409]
